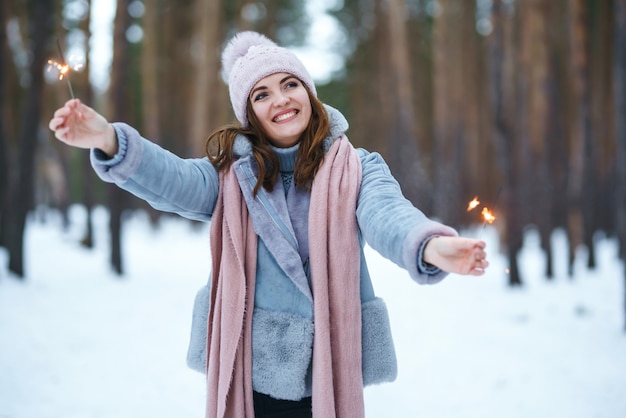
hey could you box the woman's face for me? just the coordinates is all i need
[249,72,312,148]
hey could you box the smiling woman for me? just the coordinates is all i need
[48,30,489,418]
[248,73,313,148]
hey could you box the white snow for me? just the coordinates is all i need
[1,205,625,418]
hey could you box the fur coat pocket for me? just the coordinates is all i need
[361,297,398,385]
[186,283,210,373]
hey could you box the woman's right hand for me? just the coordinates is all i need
[49,99,119,157]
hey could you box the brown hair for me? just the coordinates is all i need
[206,84,330,195]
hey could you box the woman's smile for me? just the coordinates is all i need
[273,109,299,123]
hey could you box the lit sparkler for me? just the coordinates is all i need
[467,186,502,233]
[466,188,504,273]
[46,39,81,99]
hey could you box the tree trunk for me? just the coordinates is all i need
[6,0,54,277]
[407,11,435,214]
[432,0,461,225]
[543,0,571,279]
[616,0,626,259]
[0,0,20,253]
[107,0,134,275]
[159,0,193,157]
[489,0,523,286]
[78,0,97,248]
[385,0,426,207]
[429,0,484,227]
[139,0,163,225]
[565,0,588,276]
[0,1,9,243]
[347,1,388,155]
[522,0,552,277]
[458,0,492,226]
[188,0,224,157]
[581,1,598,270]
[613,0,626,330]
[589,0,616,238]
[141,0,160,143]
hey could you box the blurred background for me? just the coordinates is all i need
[0,0,625,309]
[1,1,625,416]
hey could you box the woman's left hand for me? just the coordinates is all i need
[423,236,489,276]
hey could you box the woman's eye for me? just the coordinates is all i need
[253,92,267,102]
[285,81,298,89]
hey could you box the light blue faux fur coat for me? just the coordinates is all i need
[90,105,458,401]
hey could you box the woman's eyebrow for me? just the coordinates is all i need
[250,76,297,98]
[250,84,267,98]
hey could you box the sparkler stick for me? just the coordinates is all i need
[55,38,75,99]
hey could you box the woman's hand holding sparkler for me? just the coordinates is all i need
[49,99,118,157]
[423,236,489,276]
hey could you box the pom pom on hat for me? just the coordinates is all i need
[221,31,316,127]
[222,32,276,80]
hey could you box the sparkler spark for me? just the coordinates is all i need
[467,197,480,211]
[46,58,84,80]
[481,207,496,224]
[47,60,71,80]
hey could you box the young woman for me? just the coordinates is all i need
[49,31,489,418]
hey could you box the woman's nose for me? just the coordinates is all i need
[273,92,289,107]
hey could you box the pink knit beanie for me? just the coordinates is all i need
[222,31,317,127]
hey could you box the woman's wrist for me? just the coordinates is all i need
[422,235,439,266]
[98,123,119,157]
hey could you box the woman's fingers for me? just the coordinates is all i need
[50,100,84,141]
[474,248,487,261]
[50,108,71,132]
[460,241,488,275]
[48,117,59,131]
[471,247,490,275]
[49,114,70,141]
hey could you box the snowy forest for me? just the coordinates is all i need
[1,2,625,308]
[1,1,626,416]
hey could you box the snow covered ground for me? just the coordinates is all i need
[1,205,625,418]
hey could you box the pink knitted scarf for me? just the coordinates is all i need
[205,136,364,418]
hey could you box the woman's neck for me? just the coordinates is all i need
[273,142,299,173]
